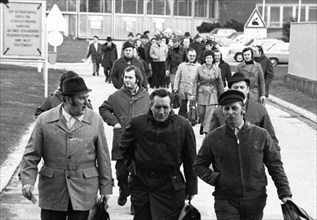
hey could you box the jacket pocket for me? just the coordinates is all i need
[83,167,99,179]
[38,166,55,178]
[171,174,185,191]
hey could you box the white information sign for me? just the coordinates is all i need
[0,1,45,59]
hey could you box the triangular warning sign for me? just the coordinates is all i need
[244,8,267,29]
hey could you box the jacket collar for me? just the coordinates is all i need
[146,109,177,127]
[47,104,92,132]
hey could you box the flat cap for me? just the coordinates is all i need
[228,72,250,88]
[122,41,134,50]
[218,90,245,105]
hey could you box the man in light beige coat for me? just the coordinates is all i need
[20,77,112,220]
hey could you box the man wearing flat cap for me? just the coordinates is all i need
[111,41,147,90]
[101,36,118,83]
[209,72,280,153]
[20,77,113,220]
[193,89,292,219]
[165,37,186,90]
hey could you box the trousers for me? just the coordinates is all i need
[214,194,267,220]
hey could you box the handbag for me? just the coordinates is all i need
[88,197,110,220]
[281,200,313,220]
[178,200,201,220]
[187,105,198,126]
[172,93,182,109]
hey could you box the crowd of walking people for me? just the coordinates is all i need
[19,29,296,220]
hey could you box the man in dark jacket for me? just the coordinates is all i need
[214,49,232,88]
[101,36,118,83]
[194,90,292,220]
[111,42,146,90]
[189,34,205,63]
[120,88,197,219]
[165,37,185,90]
[209,72,280,151]
[99,66,150,211]
[34,71,93,118]
[253,45,274,97]
[86,35,102,76]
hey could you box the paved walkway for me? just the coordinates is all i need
[0,62,316,219]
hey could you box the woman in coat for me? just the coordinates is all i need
[192,50,224,135]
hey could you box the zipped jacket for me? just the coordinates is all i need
[193,121,291,200]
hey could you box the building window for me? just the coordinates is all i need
[80,0,112,13]
[283,6,293,22]
[47,0,76,12]
[308,6,317,21]
[174,0,191,16]
[195,0,207,17]
[296,6,306,22]
[147,0,171,15]
[270,6,281,27]
[209,0,215,18]
[115,0,143,14]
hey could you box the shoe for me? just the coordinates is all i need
[130,204,135,215]
[97,72,99,76]
[117,191,127,206]
[92,72,95,76]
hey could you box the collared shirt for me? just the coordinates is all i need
[62,107,84,129]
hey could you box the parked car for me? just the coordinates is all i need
[210,28,237,42]
[230,38,284,62]
[265,42,289,66]
[219,32,244,46]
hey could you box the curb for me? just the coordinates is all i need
[0,122,35,193]
[268,95,317,124]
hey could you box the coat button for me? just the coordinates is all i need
[68,156,72,159]
[67,176,70,179]
[69,135,73,139]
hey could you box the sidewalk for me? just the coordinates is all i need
[1,62,316,219]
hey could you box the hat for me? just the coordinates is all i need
[122,41,134,50]
[172,37,179,42]
[106,36,112,42]
[144,30,150,35]
[228,72,251,88]
[155,35,162,41]
[62,77,92,95]
[128,32,134,37]
[140,35,147,39]
[218,90,245,105]
[184,32,191,37]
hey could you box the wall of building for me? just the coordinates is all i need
[286,22,317,96]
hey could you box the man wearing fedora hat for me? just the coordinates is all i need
[194,89,292,220]
[20,77,113,220]
[102,36,118,83]
[208,72,280,152]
